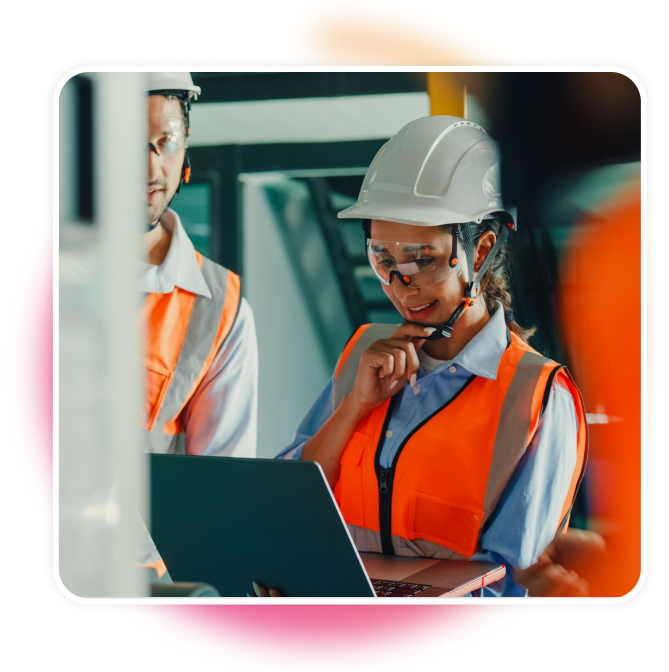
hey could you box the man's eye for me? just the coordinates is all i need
[156,134,182,155]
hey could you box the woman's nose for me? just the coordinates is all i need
[391,275,420,299]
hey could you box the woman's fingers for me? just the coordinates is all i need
[536,530,606,587]
[352,325,434,408]
[516,562,590,597]
[545,567,590,597]
[390,323,437,341]
[361,348,397,379]
[359,346,409,398]
[249,583,283,597]
[389,323,435,365]
[371,339,420,387]
[545,529,606,569]
[252,581,269,597]
[368,343,408,389]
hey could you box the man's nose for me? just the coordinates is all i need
[148,146,162,181]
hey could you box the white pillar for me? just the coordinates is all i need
[58,71,147,597]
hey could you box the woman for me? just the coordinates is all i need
[277,115,587,597]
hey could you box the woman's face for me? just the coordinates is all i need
[370,219,484,324]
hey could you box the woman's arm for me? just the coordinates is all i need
[300,393,375,486]
[470,379,579,596]
[301,323,433,487]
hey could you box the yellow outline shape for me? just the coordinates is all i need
[281,0,532,63]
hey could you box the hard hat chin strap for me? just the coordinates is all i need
[406,300,467,340]
[405,223,511,339]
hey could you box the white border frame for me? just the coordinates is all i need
[53,65,647,605]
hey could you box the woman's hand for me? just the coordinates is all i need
[348,323,435,413]
[513,529,606,597]
[248,581,282,597]
[301,323,434,487]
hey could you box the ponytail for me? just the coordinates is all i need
[480,261,536,344]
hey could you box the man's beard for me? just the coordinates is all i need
[146,181,175,229]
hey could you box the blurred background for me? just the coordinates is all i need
[59,70,641,597]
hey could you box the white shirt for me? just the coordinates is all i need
[138,209,258,458]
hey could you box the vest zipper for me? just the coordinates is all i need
[378,468,389,493]
[374,374,478,556]
[374,395,399,555]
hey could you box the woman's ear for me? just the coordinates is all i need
[474,231,497,271]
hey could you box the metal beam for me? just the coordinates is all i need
[192,72,427,104]
[304,177,369,328]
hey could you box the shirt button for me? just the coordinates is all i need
[385,430,393,438]
[413,386,421,395]
[449,365,457,373]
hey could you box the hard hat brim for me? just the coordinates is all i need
[145,73,201,98]
[337,201,507,227]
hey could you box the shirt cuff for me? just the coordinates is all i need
[276,442,306,460]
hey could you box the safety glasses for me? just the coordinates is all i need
[366,237,461,288]
[148,115,188,158]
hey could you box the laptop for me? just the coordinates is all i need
[147,454,506,597]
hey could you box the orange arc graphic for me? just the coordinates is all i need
[281,0,532,66]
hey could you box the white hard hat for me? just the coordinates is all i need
[146,72,201,101]
[338,115,513,227]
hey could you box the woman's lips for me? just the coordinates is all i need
[405,300,438,321]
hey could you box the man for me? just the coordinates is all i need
[138,73,258,575]
[141,72,257,457]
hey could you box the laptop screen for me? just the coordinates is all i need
[148,454,375,597]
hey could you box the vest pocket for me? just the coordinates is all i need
[336,431,369,528]
[142,362,172,432]
[409,491,484,559]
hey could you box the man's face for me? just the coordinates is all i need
[147,95,186,226]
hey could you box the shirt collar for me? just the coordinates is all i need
[137,209,212,298]
[429,302,508,380]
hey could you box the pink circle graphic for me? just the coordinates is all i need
[3,209,530,670]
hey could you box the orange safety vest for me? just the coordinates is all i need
[332,323,588,559]
[137,251,242,453]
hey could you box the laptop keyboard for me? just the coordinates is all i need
[371,578,432,597]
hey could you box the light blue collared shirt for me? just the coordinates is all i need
[139,209,258,458]
[276,305,578,596]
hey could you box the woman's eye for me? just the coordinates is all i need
[377,258,395,268]
[414,257,435,268]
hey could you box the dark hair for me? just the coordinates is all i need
[149,92,190,136]
[440,220,536,344]
[163,94,190,131]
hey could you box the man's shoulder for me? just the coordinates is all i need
[196,251,234,276]
[196,253,242,297]
[196,255,253,336]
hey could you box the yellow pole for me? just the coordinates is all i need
[427,73,467,117]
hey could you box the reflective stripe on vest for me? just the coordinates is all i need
[138,253,242,453]
[332,323,588,559]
